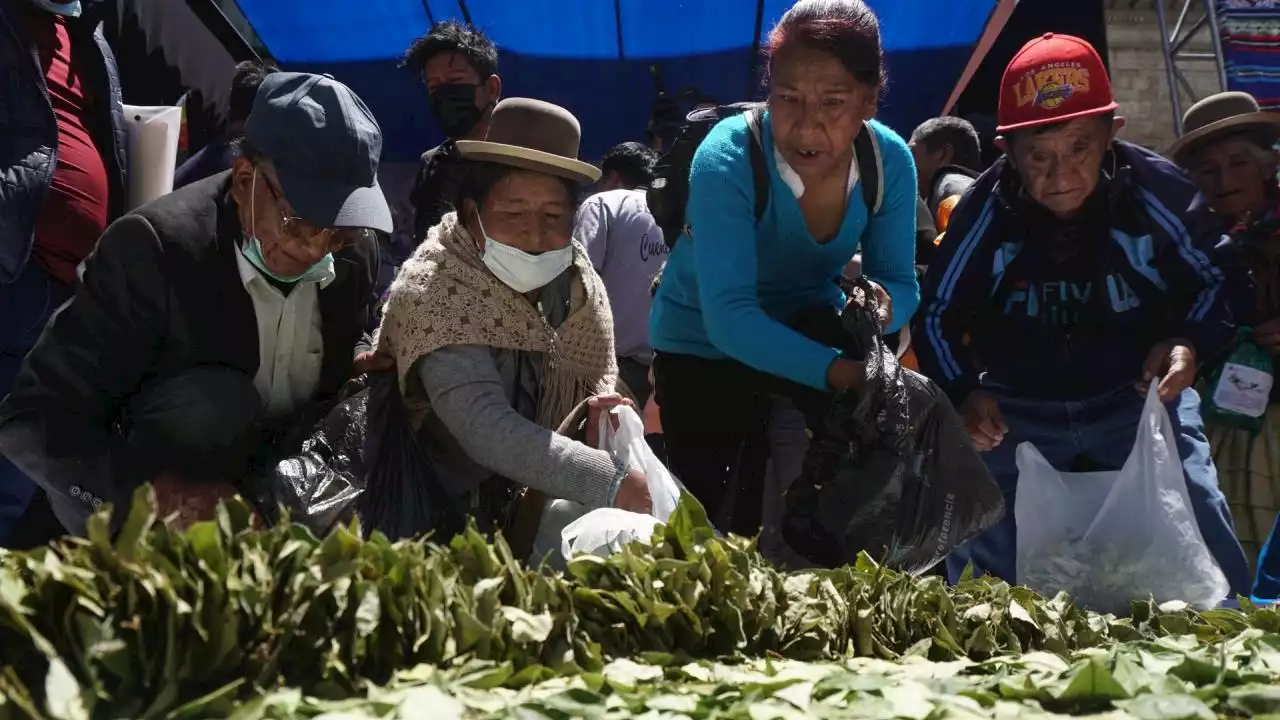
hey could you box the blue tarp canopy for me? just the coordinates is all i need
[231,0,1004,163]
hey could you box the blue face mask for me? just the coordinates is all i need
[27,0,82,17]
[241,236,335,284]
[241,170,335,284]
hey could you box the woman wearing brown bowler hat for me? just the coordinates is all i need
[373,98,652,562]
[1171,91,1280,574]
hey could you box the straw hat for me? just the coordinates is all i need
[455,98,601,184]
[1168,91,1280,164]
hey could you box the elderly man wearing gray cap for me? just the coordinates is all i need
[0,72,392,546]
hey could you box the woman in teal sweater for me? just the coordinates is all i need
[648,0,920,537]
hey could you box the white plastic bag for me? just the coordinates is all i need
[557,405,683,559]
[1015,382,1229,614]
[598,405,682,521]
[560,508,663,560]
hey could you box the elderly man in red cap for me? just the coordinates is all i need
[913,33,1251,595]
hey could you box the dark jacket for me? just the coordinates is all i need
[914,141,1236,405]
[916,196,939,265]
[0,173,378,534]
[409,141,467,255]
[0,0,127,284]
[926,165,980,221]
[173,140,238,190]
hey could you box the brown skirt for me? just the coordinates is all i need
[1209,403,1280,574]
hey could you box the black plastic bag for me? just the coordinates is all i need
[242,377,372,536]
[782,278,1005,574]
[355,371,462,541]
[244,371,459,540]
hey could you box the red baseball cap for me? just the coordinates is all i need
[997,33,1119,134]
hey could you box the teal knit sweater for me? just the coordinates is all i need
[649,111,921,390]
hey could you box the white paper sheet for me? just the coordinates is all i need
[122,104,183,210]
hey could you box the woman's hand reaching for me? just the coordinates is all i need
[585,393,652,513]
[613,468,654,514]
[866,279,893,329]
[585,393,637,448]
[826,357,865,391]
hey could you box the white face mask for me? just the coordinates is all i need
[476,215,573,293]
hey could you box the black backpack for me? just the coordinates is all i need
[648,102,884,250]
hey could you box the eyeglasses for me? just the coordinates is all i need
[260,174,371,253]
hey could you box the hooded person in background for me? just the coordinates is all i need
[0,72,389,547]
[0,0,127,545]
[402,21,502,252]
[910,115,982,259]
[174,60,279,190]
[575,142,665,403]
[913,33,1251,596]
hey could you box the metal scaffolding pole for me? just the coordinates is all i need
[1155,0,1227,135]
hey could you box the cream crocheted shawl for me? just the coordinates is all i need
[374,212,618,430]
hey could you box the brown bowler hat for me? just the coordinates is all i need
[1168,91,1280,164]
[455,98,601,184]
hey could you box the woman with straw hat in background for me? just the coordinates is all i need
[1170,91,1280,579]
[374,98,653,563]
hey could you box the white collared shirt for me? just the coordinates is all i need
[773,145,861,200]
[234,249,334,418]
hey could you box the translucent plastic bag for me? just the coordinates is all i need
[556,405,684,559]
[561,508,664,559]
[598,404,682,522]
[1015,382,1229,614]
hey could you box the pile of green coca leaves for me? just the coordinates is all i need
[2,487,1279,719]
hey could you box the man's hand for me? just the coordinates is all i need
[152,473,243,531]
[612,468,654,514]
[1136,339,1196,403]
[960,390,1008,452]
[352,350,395,376]
[1255,317,1280,356]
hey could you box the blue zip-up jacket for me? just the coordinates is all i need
[913,141,1235,405]
[0,0,128,285]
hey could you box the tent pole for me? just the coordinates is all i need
[455,0,473,27]
[941,0,1017,116]
[1204,0,1229,92]
[747,0,765,98]
[1156,0,1226,137]
[421,0,435,25]
[1155,0,1185,135]
[183,0,260,62]
[613,0,625,59]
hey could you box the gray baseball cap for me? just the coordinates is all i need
[244,72,393,234]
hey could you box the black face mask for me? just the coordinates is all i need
[429,83,486,139]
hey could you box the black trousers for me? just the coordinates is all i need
[7,366,267,550]
[652,306,857,537]
[652,351,773,536]
[617,356,653,405]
